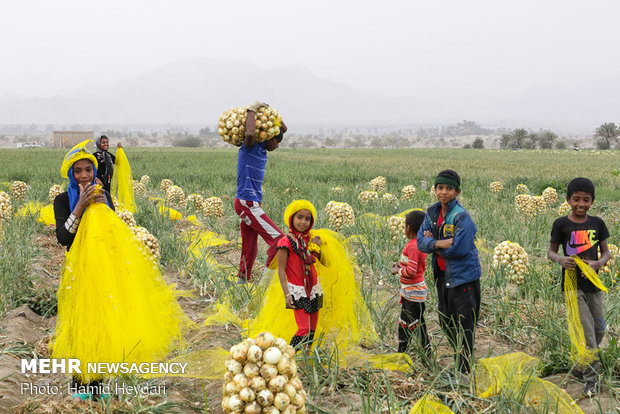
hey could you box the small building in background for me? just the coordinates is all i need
[52,131,94,148]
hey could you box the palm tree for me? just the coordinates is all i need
[594,122,619,149]
[538,131,558,149]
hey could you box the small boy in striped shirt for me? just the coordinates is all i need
[392,210,430,356]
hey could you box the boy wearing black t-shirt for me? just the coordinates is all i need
[548,177,610,396]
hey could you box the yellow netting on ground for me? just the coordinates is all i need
[17,202,56,227]
[111,147,136,213]
[410,395,455,414]
[565,256,607,367]
[51,203,191,382]
[475,352,584,414]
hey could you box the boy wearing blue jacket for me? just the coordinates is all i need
[418,169,481,375]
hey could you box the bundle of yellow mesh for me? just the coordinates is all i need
[51,202,191,382]
[17,202,55,226]
[475,352,584,414]
[111,147,136,213]
[410,395,454,414]
[565,256,607,367]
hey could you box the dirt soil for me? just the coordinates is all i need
[0,229,616,413]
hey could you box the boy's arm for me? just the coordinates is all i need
[547,242,576,270]
[583,239,610,271]
[416,215,436,253]
[440,213,475,258]
[277,249,294,308]
[244,110,257,148]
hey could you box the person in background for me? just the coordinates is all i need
[93,135,122,193]
[234,102,287,282]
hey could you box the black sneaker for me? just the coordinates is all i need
[584,381,598,397]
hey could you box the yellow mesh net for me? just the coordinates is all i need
[110,147,136,213]
[17,202,56,226]
[410,395,455,414]
[50,203,191,382]
[475,352,584,414]
[565,256,607,367]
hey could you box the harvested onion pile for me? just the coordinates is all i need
[11,181,27,200]
[131,226,161,261]
[388,215,406,242]
[222,332,307,414]
[515,194,545,216]
[325,201,355,231]
[203,196,225,218]
[186,194,204,212]
[401,185,416,200]
[166,185,186,207]
[382,193,397,204]
[358,191,379,203]
[600,244,618,276]
[160,178,174,193]
[116,210,137,228]
[558,201,571,215]
[331,187,344,195]
[489,181,503,193]
[515,183,529,194]
[48,185,63,204]
[492,241,529,284]
[219,106,283,147]
[369,176,386,193]
[133,181,147,198]
[0,191,11,221]
[542,187,558,204]
[140,175,151,186]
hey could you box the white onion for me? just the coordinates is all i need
[284,383,297,401]
[268,375,287,393]
[260,363,278,381]
[244,362,260,378]
[276,355,289,374]
[256,389,274,407]
[263,347,282,365]
[292,391,305,407]
[228,394,243,411]
[249,376,266,392]
[239,387,256,402]
[226,358,243,374]
[225,381,240,396]
[247,345,263,363]
[234,373,249,389]
[274,338,288,353]
[244,401,262,414]
[273,392,291,410]
[256,332,275,350]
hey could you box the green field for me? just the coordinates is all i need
[0,147,619,413]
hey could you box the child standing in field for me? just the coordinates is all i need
[417,170,481,375]
[392,210,431,357]
[52,140,188,400]
[547,177,610,396]
[277,199,323,348]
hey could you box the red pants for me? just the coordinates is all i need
[294,309,319,337]
[234,198,283,280]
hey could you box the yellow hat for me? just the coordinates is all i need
[283,199,317,228]
[60,140,98,179]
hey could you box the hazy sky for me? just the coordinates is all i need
[1,0,619,123]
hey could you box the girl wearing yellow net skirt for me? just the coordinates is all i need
[51,140,189,400]
[244,200,408,370]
